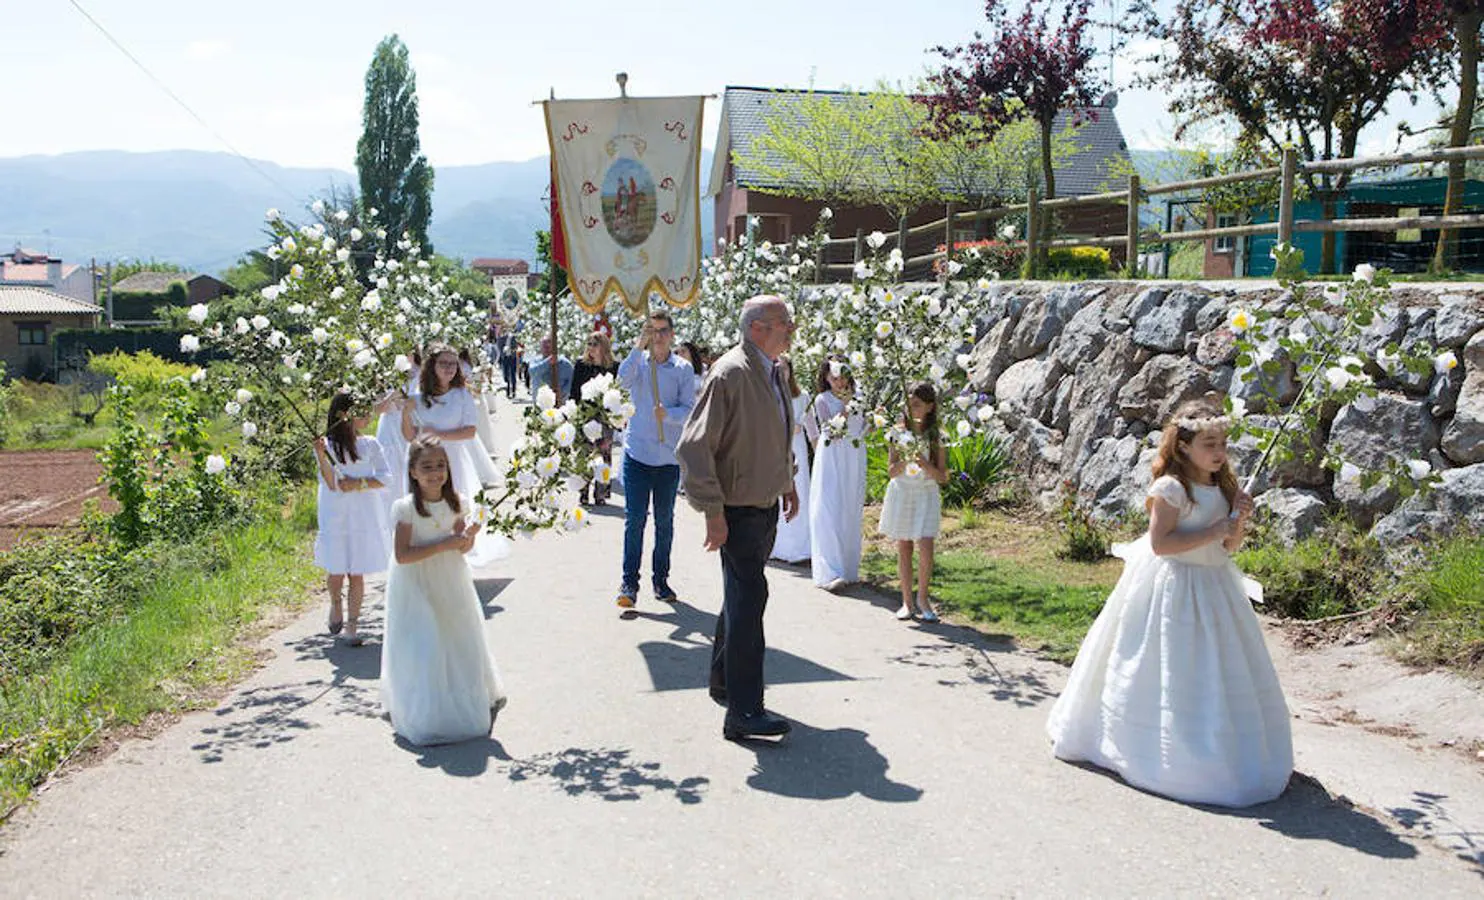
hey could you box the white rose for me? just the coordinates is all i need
[205,454,227,474]
[346,338,365,353]
[929,362,946,381]
[955,420,972,438]
[394,354,412,372]
[536,385,558,410]
[353,348,375,368]
[1324,366,1353,391]
[286,303,305,315]
[956,353,972,370]
[976,278,992,291]
[1435,351,1459,374]
[224,401,242,417]
[336,248,351,262]
[349,227,364,242]
[235,388,253,404]
[954,394,973,410]
[875,321,893,339]
[849,351,866,369]
[554,422,577,447]
[241,421,258,439]
[251,315,270,331]
[265,207,281,221]
[180,334,201,353]
[312,327,329,344]
[866,231,887,250]
[186,303,209,325]
[234,317,250,335]
[602,389,624,412]
[583,419,605,442]
[190,367,207,383]
[976,405,995,424]
[1353,263,1376,283]
[330,286,346,300]
[1406,459,1431,480]
[536,455,560,479]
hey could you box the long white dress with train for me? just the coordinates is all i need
[313,435,393,574]
[404,388,510,565]
[1045,476,1293,807]
[770,392,813,563]
[806,391,867,587]
[381,494,507,746]
[374,375,419,528]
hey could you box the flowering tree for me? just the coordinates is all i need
[179,206,631,537]
[925,0,1104,270]
[1225,244,1451,497]
[1135,0,1451,273]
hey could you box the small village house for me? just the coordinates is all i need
[0,286,102,379]
[109,271,236,324]
[707,86,1135,274]
[0,247,95,304]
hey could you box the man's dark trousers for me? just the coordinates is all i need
[710,503,779,717]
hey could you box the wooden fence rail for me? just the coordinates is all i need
[806,143,1484,279]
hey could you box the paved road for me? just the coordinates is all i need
[3,395,1482,897]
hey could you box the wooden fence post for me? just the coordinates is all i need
[942,201,956,283]
[1278,147,1297,247]
[814,244,825,284]
[896,214,908,255]
[1125,173,1141,278]
[1026,186,1040,279]
[853,228,865,265]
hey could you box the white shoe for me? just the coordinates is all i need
[895,605,914,621]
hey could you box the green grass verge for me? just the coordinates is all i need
[0,492,318,814]
[861,547,1111,663]
[1391,533,1484,674]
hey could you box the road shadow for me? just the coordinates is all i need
[886,640,1056,708]
[1387,789,1484,877]
[472,576,510,618]
[191,673,381,763]
[629,600,854,694]
[731,720,922,803]
[1067,764,1424,863]
[392,736,709,804]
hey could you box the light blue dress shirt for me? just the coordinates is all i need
[619,347,696,467]
[528,355,574,402]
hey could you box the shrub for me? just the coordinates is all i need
[937,239,1026,281]
[1235,523,1386,620]
[87,350,193,397]
[1391,532,1484,672]
[942,432,1012,508]
[0,362,12,446]
[1055,482,1113,561]
[1046,247,1111,279]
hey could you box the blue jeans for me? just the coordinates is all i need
[622,455,680,590]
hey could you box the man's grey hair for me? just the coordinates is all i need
[740,295,785,332]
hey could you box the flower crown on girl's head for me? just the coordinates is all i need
[1172,413,1231,434]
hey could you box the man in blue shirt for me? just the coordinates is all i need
[527,334,574,403]
[616,309,696,607]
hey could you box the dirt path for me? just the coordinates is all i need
[2,396,1481,896]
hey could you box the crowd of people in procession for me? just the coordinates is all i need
[308,294,1293,810]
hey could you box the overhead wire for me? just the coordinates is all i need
[64,0,304,208]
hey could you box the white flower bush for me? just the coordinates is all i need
[1227,245,1445,498]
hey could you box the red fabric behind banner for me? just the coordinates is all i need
[549,170,569,273]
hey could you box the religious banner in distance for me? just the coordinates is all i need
[544,95,704,314]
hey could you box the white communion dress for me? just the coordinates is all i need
[375,374,420,528]
[1046,476,1293,808]
[807,391,867,587]
[769,392,813,563]
[381,494,507,746]
[878,463,942,541]
[313,436,393,575]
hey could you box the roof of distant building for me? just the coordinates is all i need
[0,262,82,283]
[112,271,193,293]
[0,286,102,316]
[709,85,1132,201]
[471,258,530,274]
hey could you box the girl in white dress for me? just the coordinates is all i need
[879,383,948,622]
[806,356,867,591]
[311,391,393,646]
[374,364,420,530]
[382,437,508,746]
[402,344,500,501]
[770,356,812,564]
[1046,398,1293,808]
[461,347,501,461]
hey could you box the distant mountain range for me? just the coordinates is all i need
[0,149,714,276]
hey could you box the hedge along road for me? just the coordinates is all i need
[1,390,1481,897]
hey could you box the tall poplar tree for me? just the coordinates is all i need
[356,35,434,255]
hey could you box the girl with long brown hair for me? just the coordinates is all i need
[879,382,948,622]
[1046,396,1292,808]
[402,343,501,502]
[572,331,621,505]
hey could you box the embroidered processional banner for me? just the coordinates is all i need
[543,96,705,314]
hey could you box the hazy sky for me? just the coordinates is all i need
[6,0,1439,173]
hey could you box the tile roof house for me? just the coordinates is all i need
[111,271,236,304]
[471,258,530,277]
[707,85,1135,270]
[0,285,102,378]
[0,247,94,305]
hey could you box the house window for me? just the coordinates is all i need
[17,322,48,345]
[1214,214,1237,252]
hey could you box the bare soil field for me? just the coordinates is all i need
[0,450,112,550]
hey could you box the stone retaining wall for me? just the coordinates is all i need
[945,280,1484,542]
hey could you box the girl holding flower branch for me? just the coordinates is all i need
[806,356,868,592]
[880,383,948,622]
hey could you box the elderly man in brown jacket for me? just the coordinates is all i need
[676,294,800,740]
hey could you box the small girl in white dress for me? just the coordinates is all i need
[382,437,507,746]
[806,356,867,592]
[769,356,812,564]
[879,382,948,622]
[1046,398,1293,807]
[311,391,393,645]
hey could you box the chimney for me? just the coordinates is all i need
[47,259,62,286]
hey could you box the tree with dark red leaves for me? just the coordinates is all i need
[1135,0,1451,274]
[923,0,1104,272]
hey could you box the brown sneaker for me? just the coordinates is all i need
[616,584,637,609]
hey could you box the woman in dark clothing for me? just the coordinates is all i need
[571,331,620,505]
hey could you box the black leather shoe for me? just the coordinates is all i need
[724,710,791,740]
[653,581,678,603]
